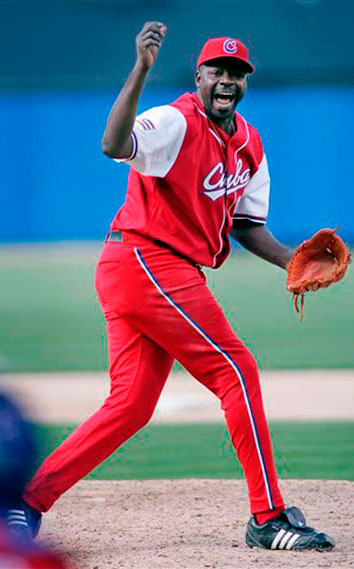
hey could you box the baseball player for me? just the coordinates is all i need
[4,22,335,552]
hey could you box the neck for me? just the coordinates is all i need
[195,91,236,135]
[218,117,236,135]
[209,114,236,136]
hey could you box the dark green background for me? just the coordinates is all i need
[2,1,354,89]
[35,421,354,481]
[1,245,352,372]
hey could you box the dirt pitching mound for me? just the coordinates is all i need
[41,479,353,569]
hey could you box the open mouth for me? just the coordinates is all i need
[214,92,235,106]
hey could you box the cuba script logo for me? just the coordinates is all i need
[223,39,237,54]
[203,155,251,201]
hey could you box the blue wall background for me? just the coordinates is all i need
[2,86,353,245]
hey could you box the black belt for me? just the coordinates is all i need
[106,230,166,248]
[106,230,123,242]
[106,230,201,269]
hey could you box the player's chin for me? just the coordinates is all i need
[212,98,236,117]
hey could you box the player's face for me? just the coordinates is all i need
[195,59,248,125]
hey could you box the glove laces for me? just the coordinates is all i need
[293,292,305,321]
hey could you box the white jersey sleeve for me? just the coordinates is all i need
[114,105,187,177]
[233,153,270,224]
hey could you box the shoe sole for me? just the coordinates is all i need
[246,541,335,552]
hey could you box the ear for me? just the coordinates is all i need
[195,68,201,88]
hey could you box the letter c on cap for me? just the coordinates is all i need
[223,39,237,53]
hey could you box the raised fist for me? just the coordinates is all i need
[136,21,167,69]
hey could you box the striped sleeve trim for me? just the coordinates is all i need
[233,213,267,223]
[113,131,138,164]
[126,131,138,161]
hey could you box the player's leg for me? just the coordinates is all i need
[119,244,335,550]
[102,242,284,517]
[23,289,174,513]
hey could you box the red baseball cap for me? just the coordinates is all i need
[197,37,254,73]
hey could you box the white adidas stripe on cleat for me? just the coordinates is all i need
[278,531,295,549]
[7,520,28,527]
[285,533,300,549]
[271,530,301,550]
[7,513,27,521]
[270,529,286,549]
[6,510,29,529]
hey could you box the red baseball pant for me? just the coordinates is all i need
[24,236,284,515]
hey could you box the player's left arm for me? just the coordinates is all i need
[230,219,293,270]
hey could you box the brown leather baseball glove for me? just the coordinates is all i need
[286,228,351,320]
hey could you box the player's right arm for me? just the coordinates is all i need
[101,21,167,159]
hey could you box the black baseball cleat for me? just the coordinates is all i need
[245,506,335,551]
[1,500,42,543]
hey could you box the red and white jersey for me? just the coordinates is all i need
[111,92,270,268]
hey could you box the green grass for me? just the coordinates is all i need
[0,243,353,371]
[34,421,354,481]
